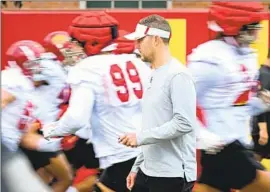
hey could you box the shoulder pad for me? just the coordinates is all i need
[188,40,230,65]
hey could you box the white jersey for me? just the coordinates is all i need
[1,67,34,151]
[188,39,260,145]
[68,53,151,168]
[31,59,68,124]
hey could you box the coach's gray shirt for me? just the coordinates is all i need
[132,58,197,182]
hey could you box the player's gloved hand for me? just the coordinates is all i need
[37,137,63,152]
[61,135,79,151]
[42,122,58,138]
[196,128,225,154]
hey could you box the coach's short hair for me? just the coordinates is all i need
[139,14,171,44]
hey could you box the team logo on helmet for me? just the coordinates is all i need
[50,34,71,49]
[43,31,86,66]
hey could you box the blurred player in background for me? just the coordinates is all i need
[1,142,52,192]
[2,40,72,192]
[21,44,75,191]
[188,2,270,192]
[43,30,98,192]
[43,31,87,74]
[43,12,151,192]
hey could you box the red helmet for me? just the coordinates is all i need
[6,40,45,77]
[43,31,86,65]
[209,2,268,36]
[43,31,71,61]
[68,11,119,56]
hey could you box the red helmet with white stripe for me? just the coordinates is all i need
[43,31,71,61]
[6,40,45,77]
[43,31,86,66]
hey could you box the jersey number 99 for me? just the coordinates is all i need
[110,61,143,103]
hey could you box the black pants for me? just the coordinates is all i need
[199,140,265,191]
[20,146,58,170]
[64,138,99,170]
[131,169,195,192]
[98,158,136,192]
[19,130,59,170]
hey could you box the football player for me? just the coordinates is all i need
[187,2,270,192]
[43,30,99,192]
[43,12,151,192]
[3,40,73,192]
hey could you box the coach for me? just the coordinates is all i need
[119,14,197,192]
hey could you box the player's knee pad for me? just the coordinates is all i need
[72,166,99,185]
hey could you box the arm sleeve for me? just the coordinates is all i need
[188,61,219,127]
[188,61,226,149]
[137,73,196,145]
[130,152,144,173]
[49,83,94,136]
